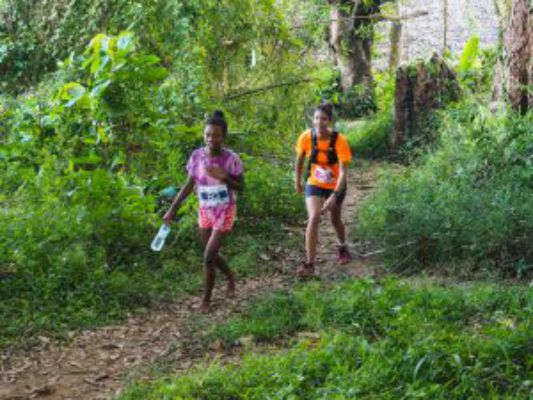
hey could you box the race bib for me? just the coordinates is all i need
[313,166,334,184]
[198,184,230,207]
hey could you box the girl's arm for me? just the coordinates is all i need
[295,152,306,193]
[224,174,244,192]
[163,176,195,224]
[205,166,244,192]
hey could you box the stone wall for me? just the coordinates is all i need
[374,0,500,69]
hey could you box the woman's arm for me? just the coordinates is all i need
[334,162,348,194]
[322,162,348,213]
[295,152,306,193]
[163,176,195,224]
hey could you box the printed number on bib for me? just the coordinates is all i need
[313,166,334,184]
[198,184,230,207]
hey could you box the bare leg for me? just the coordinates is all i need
[330,201,346,245]
[199,228,233,312]
[199,228,215,313]
[305,196,325,265]
[211,252,235,297]
[330,200,351,263]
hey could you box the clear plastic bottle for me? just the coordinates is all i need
[151,224,170,251]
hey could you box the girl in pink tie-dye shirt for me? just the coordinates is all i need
[164,110,244,313]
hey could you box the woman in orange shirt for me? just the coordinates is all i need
[294,101,352,278]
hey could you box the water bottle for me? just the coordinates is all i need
[151,224,170,251]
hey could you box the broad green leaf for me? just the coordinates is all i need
[116,31,135,54]
[90,80,111,98]
[138,66,168,82]
[72,153,103,165]
[459,36,480,73]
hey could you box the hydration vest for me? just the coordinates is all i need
[305,128,339,179]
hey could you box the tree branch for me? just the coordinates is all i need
[291,10,428,29]
[222,78,316,100]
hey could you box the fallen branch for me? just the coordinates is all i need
[355,240,418,258]
[292,10,428,29]
[223,78,315,101]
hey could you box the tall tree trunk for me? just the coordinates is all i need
[328,0,383,116]
[328,0,374,91]
[392,54,460,149]
[388,1,402,71]
[505,0,531,113]
[493,0,513,42]
[442,0,448,52]
[492,0,511,102]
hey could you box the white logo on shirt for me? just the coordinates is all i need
[198,185,230,207]
[313,166,334,183]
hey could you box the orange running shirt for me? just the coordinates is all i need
[296,129,352,190]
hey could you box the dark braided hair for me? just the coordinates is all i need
[206,110,228,136]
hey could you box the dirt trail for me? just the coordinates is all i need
[0,165,379,400]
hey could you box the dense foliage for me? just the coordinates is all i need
[357,102,532,276]
[344,35,532,277]
[0,0,328,346]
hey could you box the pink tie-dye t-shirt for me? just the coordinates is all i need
[186,147,243,206]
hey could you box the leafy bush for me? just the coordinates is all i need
[455,36,498,95]
[341,111,393,158]
[0,2,320,344]
[237,155,302,231]
[337,83,377,118]
[335,71,395,159]
[357,102,533,276]
[0,1,196,92]
[0,160,177,346]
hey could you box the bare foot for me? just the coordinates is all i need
[226,271,236,298]
[199,301,211,314]
[296,262,315,280]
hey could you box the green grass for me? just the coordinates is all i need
[118,277,532,399]
[338,113,392,159]
[0,226,301,350]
